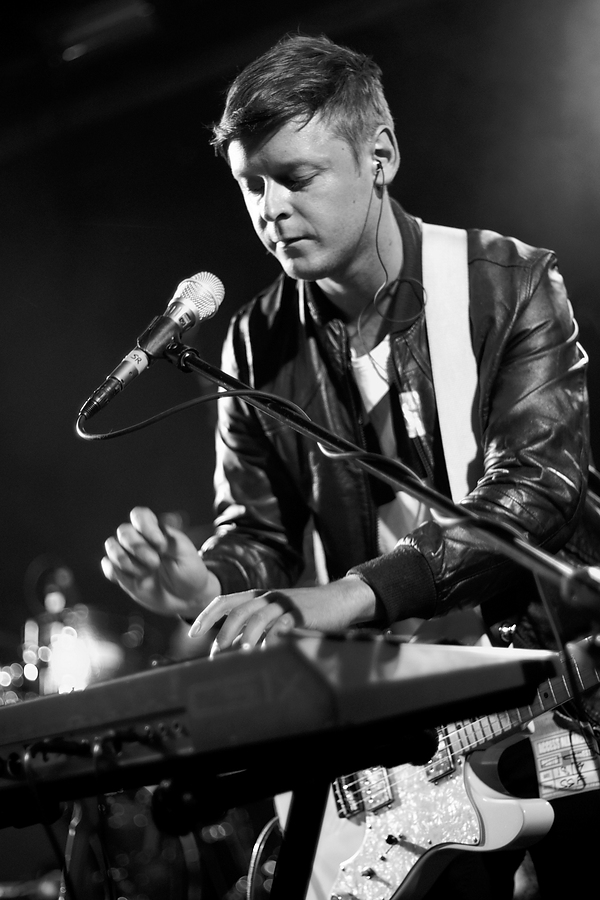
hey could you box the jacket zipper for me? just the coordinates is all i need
[336,322,382,559]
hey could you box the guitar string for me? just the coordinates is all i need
[334,666,599,802]
[338,718,600,811]
[338,732,600,818]
[339,648,598,795]
[334,723,486,803]
[336,708,535,798]
[335,715,542,802]
[337,715,532,808]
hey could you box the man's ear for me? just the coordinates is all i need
[372,126,400,185]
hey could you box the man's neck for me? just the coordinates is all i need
[317,201,404,352]
[317,201,403,322]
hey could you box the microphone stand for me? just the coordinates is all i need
[80,339,600,900]
[157,342,600,900]
[162,340,600,609]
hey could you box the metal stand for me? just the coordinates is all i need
[270,778,331,900]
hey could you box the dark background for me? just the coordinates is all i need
[2,0,600,671]
[1,0,600,894]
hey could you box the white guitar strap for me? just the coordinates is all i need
[421,221,482,501]
[417,222,487,647]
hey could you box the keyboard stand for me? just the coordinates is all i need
[270,778,331,900]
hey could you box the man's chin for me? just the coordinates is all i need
[276,253,327,282]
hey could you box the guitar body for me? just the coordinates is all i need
[273,638,597,900]
[329,735,554,900]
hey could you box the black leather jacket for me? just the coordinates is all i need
[201,206,600,649]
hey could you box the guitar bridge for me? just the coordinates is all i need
[333,766,393,819]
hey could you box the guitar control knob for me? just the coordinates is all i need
[361,868,376,879]
[385,834,399,845]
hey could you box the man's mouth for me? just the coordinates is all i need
[275,236,304,248]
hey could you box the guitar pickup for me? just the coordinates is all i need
[425,726,456,782]
[333,766,393,819]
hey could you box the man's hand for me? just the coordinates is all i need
[101,506,221,619]
[188,575,378,651]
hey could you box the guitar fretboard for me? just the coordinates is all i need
[438,636,600,764]
[334,636,600,809]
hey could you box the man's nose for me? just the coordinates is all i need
[260,181,291,222]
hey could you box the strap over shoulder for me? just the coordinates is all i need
[420,221,482,501]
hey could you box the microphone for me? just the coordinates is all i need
[78,271,225,421]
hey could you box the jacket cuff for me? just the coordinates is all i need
[201,555,251,596]
[348,543,437,625]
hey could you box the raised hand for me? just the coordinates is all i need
[102,506,221,619]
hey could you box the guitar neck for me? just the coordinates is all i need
[447,635,600,755]
[332,636,600,813]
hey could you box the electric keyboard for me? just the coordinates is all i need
[0,631,558,828]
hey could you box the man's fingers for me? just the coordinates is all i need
[115,522,164,563]
[238,590,302,646]
[220,596,285,648]
[188,590,261,639]
[100,554,147,599]
[104,532,160,576]
[191,590,301,652]
[129,506,169,550]
[100,555,117,584]
[239,605,298,649]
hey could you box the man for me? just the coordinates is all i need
[102,34,600,898]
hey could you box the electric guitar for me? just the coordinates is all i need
[291,635,600,900]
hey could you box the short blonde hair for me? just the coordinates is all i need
[211,33,395,165]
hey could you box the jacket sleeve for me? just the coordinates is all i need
[351,250,591,625]
[199,306,309,595]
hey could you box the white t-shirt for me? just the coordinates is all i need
[350,335,431,553]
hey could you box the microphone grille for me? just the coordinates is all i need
[175,271,225,320]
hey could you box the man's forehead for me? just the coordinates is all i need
[227,116,354,174]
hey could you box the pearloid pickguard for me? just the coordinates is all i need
[330,757,479,900]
